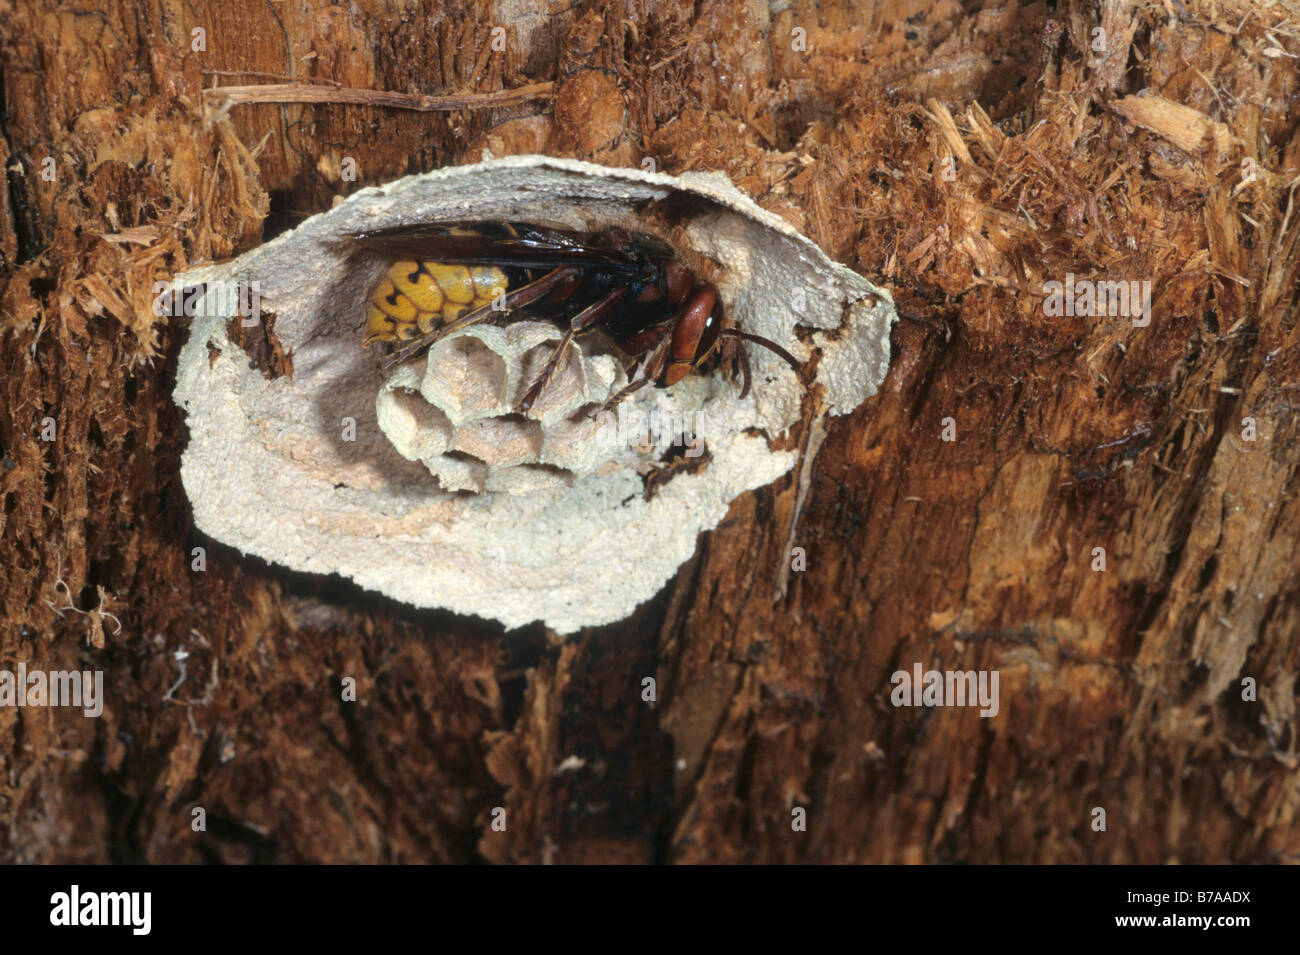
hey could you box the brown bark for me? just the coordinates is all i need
[1,0,1297,864]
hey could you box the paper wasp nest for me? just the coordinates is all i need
[173,156,896,632]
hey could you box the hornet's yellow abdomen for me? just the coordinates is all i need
[364,260,508,346]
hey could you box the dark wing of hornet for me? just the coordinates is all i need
[350,221,799,412]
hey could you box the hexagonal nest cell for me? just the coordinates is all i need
[375,320,626,494]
